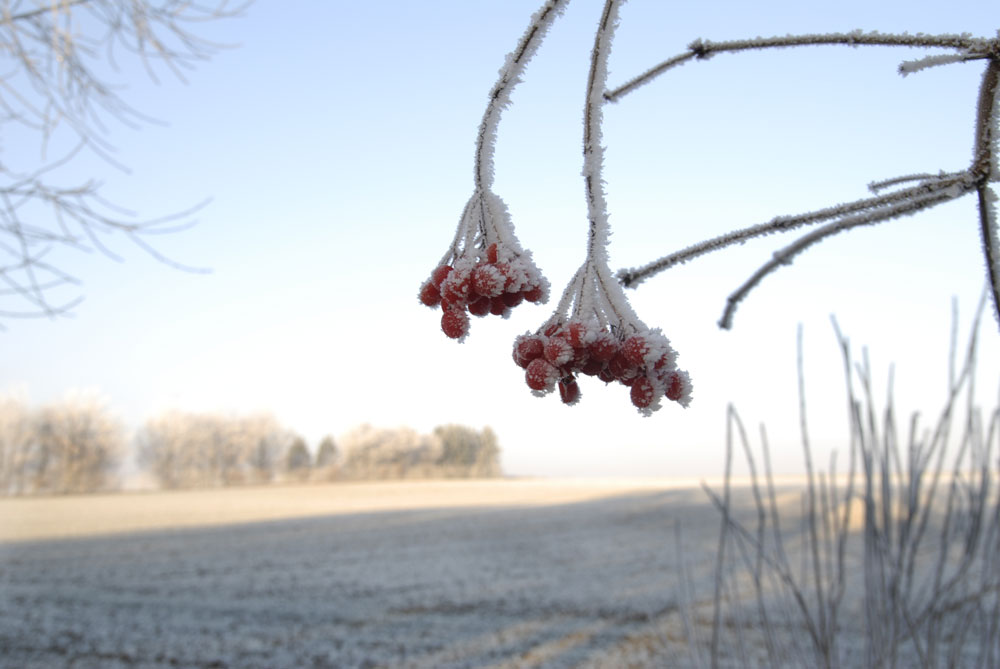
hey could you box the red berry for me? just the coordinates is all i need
[440,270,470,305]
[566,321,590,349]
[441,309,469,339]
[490,296,507,316]
[544,336,573,366]
[523,285,544,303]
[558,378,581,405]
[468,296,490,317]
[419,281,440,307]
[471,264,504,298]
[525,358,557,392]
[654,351,674,371]
[597,367,616,384]
[494,262,517,291]
[581,358,604,376]
[513,335,545,368]
[431,265,453,289]
[623,335,649,367]
[630,376,655,408]
[486,243,499,264]
[502,291,524,308]
[589,333,619,362]
[666,373,684,401]
[609,352,638,381]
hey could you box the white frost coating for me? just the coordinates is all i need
[899,52,970,76]
[475,0,572,191]
[427,0,567,336]
[521,0,691,415]
[547,0,644,334]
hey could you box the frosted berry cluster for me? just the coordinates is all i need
[420,242,548,341]
[512,319,692,415]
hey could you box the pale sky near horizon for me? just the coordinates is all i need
[2,0,998,479]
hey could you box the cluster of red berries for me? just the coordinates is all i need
[419,242,548,341]
[512,319,692,414]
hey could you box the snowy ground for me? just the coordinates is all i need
[0,477,967,668]
[0,479,744,668]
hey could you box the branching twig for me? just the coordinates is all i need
[0,1,246,323]
[608,29,1000,330]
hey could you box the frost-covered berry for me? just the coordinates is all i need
[502,291,524,308]
[608,352,638,382]
[440,270,471,305]
[486,242,499,264]
[431,265,453,289]
[665,370,692,406]
[523,285,545,303]
[490,296,508,316]
[525,358,558,392]
[468,296,491,317]
[472,264,505,298]
[419,281,441,307]
[580,358,604,376]
[559,378,581,405]
[622,335,649,367]
[565,321,592,349]
[630,376,655,409]
[441,309,469,340]
[544,336,573,366]
[589,332,619,362]
[513,334,545,368]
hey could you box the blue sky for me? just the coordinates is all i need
[2,0,998,478]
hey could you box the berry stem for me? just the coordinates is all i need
[474,0,571,192]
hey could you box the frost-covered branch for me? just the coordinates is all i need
[420,0,568,341]
[474,0,569,191]
[605,31,998,102]
[505,0,693,415]
[618,172,974,289]
[974,60,1000,325]
[719,180,976,330]
[609,28,1000,330]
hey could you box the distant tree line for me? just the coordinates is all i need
[0,396,502,495]
[0,396,125,496]
[339,424,502,480]
[136,411,299,489]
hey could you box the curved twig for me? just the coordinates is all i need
[719,182,975,329]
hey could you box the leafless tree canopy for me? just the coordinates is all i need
[340,424,502,481]
[0,0,245,324]
[136,410,293,489]
[0,393,124,495]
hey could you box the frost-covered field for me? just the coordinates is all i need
[0,478,892,667]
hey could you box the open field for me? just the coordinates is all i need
[0,478,991,668]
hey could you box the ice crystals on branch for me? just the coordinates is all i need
[419,198,549,341]
[607,28,1000,330]
[420,0,569,341]
[515,0,691,416]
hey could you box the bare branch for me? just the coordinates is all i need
[618,171,974,290]
[0,1,246,322]
[718,181,973,329]
[606,31,997,102]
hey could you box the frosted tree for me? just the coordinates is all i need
[420,0,997,414]
[29,394,125,494]
[0,1,244,325]
[0,396,35,495]
[136,410,293,489]
[284,436,311,482]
